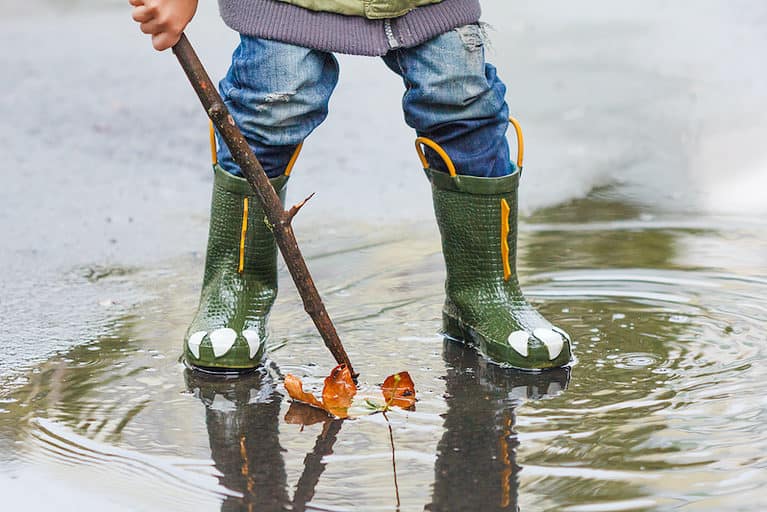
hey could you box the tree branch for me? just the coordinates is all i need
[173,34,357,378]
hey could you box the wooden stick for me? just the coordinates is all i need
[172,34,356,378]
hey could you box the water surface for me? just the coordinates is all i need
[2,192,765,511]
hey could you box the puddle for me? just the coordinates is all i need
[1,195,765,511]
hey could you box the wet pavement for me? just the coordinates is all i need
[1,1,767,511]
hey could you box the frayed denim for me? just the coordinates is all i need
[217,24,512,178]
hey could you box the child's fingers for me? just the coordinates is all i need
[139,18,163,35]
[151,32,180,52]
[131,6,152,23]
[128,0,144,6]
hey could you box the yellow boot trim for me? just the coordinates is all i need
[500,414,513,508]
[238,197,249,273]
[501,198,512,281]
[209,120,218,166]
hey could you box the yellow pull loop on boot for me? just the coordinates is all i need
[284,143,304,177]
[414,117,524,176]
[415,137,458,176]
[508,116,524,170]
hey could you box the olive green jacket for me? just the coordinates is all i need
[277,0,444,19]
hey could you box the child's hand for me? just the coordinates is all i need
[130,0,199,51]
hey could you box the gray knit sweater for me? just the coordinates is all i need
[217,0,481,56]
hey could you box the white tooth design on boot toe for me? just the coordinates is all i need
[243,330,261,359]
[508,330,530,357]
[533,328,565,361]
[187,331,206,359]
[210,328,238,358]
[551,326,571,342]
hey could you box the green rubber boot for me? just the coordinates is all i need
[184,164,288,371]
[421,142,573,370]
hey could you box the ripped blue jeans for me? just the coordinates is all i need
[217,24,513,178]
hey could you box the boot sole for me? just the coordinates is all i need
[183,342,265,372]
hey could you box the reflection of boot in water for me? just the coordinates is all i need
[427,340,570,512]
[185,369,289,512]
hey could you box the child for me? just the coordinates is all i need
[129,0,573,371]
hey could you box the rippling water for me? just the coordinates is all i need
[3,0,767,509]
[1,193,765,511]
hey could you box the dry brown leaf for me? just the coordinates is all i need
[285,364,357,419]
[382,372,416,410]
[322,364,357,416]
[284,373,324,409]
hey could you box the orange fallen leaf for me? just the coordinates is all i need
[285,364,357,419]
[382,372,416,410]
[322,364,357,416]
[284,373,324,410]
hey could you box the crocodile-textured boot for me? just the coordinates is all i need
[419,135,573,370]
[184,164,288,371]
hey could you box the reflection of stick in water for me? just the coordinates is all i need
[188,370,353,512]
[383,411,402,511]
[291,417,344,512]
[189,369,416,510]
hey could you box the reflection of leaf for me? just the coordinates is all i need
[382,372,416,410]
[285,364,357,419]
[285,402,332,427]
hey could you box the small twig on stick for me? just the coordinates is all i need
[287,193,316,223]
[172,34,356,378]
